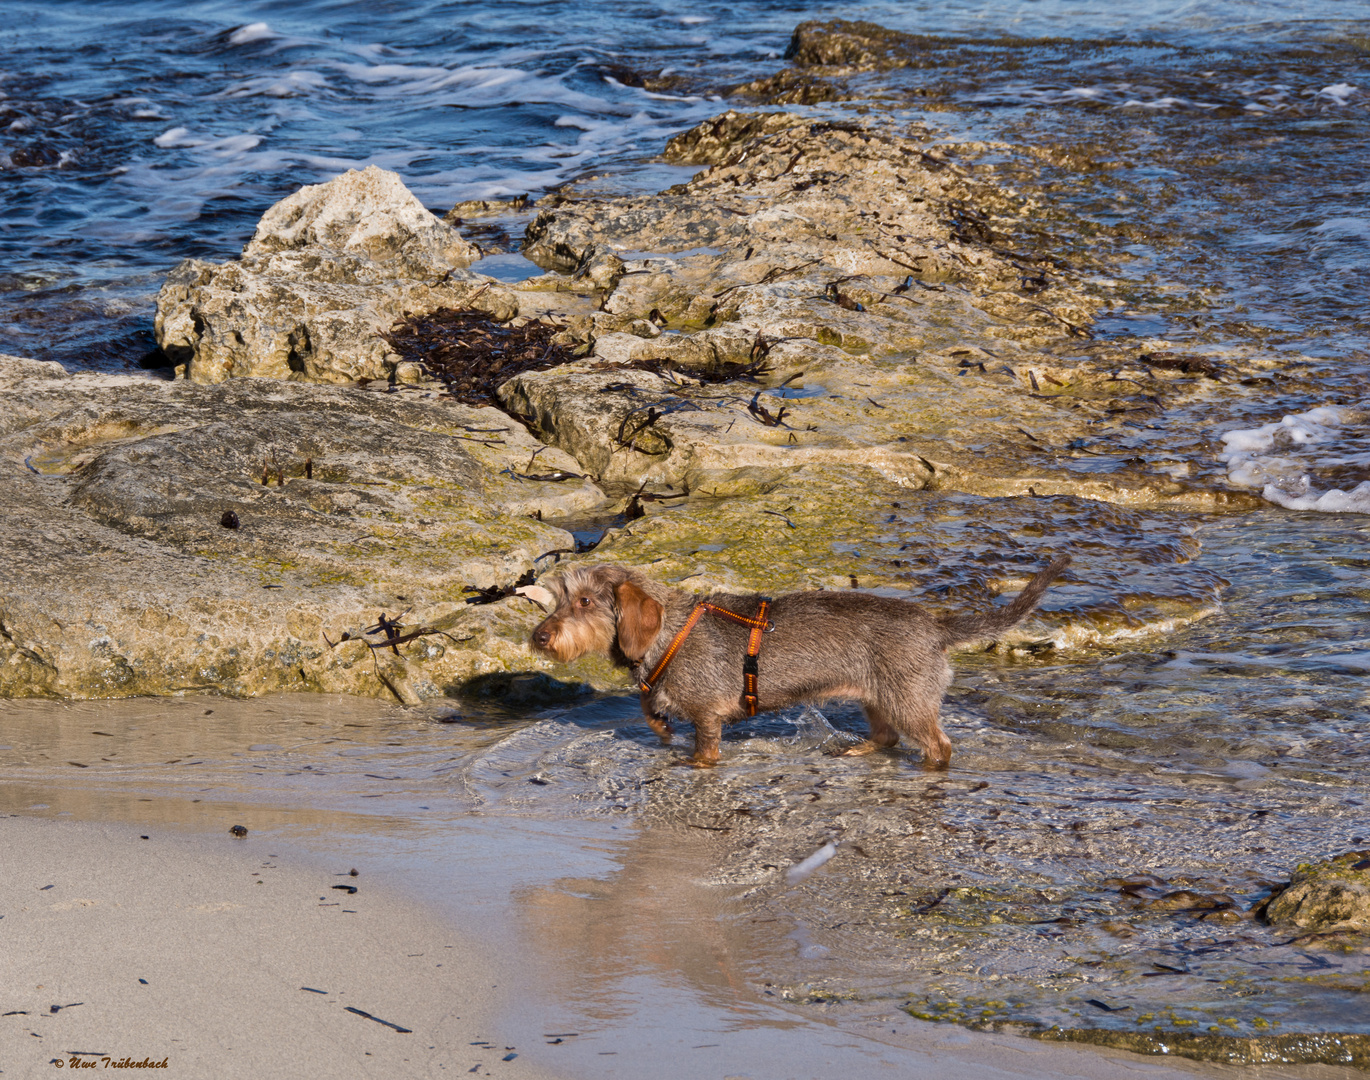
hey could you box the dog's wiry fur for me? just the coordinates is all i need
[529,557,1070,768]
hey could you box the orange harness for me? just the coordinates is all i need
[638,599,773,717]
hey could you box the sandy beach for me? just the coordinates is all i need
[4,805,1348,1080]
[0,815,551,1080]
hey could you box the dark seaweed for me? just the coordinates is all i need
[382,308,577,407]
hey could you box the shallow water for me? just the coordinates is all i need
[2,0,1369,1066]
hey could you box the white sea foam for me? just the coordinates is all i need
[228,23,276,46]
[1219,404,1370,514]
[153,126,196,147]
[205,134,263,156]
[1122,96,1221,110]
[1313,217,1370,241]
[152,128,262,155]
[327,59,635,117]
[1263,481,1370,514]
[1002,74,1362,115]
[220,70,331,99]
[1316,82,1360,105]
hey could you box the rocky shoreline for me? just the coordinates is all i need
[3,88,1286,704]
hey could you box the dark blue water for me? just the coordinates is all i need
[1,0,1366,366]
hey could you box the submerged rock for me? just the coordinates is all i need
[154,166,513,385]
[784,20,928,72]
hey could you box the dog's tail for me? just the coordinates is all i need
[936,555,1070,647]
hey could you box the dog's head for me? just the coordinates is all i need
[524,565,663,664]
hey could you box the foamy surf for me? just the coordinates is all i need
[1220,404,1370,513]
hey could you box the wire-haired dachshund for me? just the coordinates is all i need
[521,556,1069,768]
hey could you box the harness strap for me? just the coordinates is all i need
[638,602,708,696]
[699,601,772,631]
[638,599,774,718]
[738,598,770,716]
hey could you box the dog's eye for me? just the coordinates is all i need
[577,596,592,607]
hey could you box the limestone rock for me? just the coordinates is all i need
[244,165,479,275]
[0,354,69,390]
[1265,853,1370,933]
[154,167,515,385]
[512,115,1252,516]
[525,114,1078,347]
[0,356,604,701]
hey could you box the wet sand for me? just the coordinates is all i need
[3,773,1347,1080]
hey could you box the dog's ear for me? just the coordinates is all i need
[614,580,663,662]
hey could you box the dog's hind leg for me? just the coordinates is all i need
[839,705,902,757]
[893,702,953,769]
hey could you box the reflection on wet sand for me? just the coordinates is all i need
[519,826,792,1027]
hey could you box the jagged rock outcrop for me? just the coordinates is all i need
[514,113,1254,512]
[154,166,514,385]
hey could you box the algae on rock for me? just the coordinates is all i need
[1265,853,1370,934]
[0,357,600,701]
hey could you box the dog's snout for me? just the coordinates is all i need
[532,626,552,648]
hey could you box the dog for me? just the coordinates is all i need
[520,556,1069,769]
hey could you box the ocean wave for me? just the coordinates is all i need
[227,23,277,46]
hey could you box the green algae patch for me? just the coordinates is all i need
[1031,1027,1370,1069]
[902,997,1021,1026]
[898,990,1370,1068]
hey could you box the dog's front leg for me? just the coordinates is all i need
[644,712,674,745]
[683,713,724,768]
[639,691,674,745]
